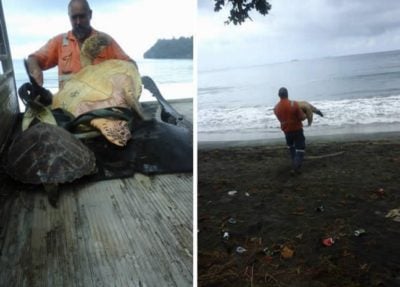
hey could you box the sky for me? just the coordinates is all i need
[2,0,194,60]
[198,0,400,70]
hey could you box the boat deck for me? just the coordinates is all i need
[0,99,193,287]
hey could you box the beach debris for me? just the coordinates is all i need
[263,245,281,257]
[360,263,370,271]
[354,229,366,237]
[385,208,400,222]
[281,246,294,259]
[227,217,237,224]
[245,192,250,197]
[227,190,238,196]
[315,205,325,212]
[223,232,230,240]
[375,187,385,197]
[295,233,304,240]
[322,237,335,247]
[263,247,274,257]
[235,246,247,254]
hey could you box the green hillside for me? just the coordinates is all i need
[143,37,193,59]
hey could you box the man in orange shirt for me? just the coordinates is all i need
[274,87,307,174]
[27,0,135,89]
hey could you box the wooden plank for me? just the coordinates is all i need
[0,173,192,286]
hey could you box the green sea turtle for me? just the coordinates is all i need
[5,122,97,207]
[52,34,143,146]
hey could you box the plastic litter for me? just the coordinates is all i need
[263,247,274,256]
[245,192,250,197]
[228,190,238,196]
[385,208,400,222]
[354,229,366,237]
[235,246,247,254]
[223,232,229,240]
[228,218,237,224]
[295,233,303,240]
[322,237,335,246]
[315,205,325,212]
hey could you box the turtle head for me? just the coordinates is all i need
[81,34,111,67]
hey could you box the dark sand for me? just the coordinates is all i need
[198,133,400,287]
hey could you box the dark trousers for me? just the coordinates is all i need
[284,129,305,170]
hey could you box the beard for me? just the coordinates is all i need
[72,25,92,41]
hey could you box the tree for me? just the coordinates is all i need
[214,0,272,25]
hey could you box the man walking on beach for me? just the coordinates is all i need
[274,87,307,174]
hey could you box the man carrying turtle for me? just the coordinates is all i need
[27,0,136,89]
[274,87,307,175]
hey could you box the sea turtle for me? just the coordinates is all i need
[5,122,97,207]
[297,101,324,126]
[52,33,143,146]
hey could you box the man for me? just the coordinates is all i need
[274,87,307,174]
[27,0,135,89]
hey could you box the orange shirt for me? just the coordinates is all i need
[274,99,305,132]
[30,29,131,88]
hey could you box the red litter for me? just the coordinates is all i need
[322,237,335,246]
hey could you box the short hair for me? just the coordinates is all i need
[68,0,91,12]
[278,87,288,98]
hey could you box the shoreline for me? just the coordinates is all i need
[198,130,400,150]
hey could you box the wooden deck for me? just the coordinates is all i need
[0,99,193,287]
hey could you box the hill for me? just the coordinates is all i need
[143,37,193,59]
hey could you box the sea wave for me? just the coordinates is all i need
[198,95,400,135]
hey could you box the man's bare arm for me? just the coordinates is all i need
[26,56,44,86]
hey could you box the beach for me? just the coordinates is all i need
[198,132,400,287]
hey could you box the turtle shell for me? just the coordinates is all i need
[52,59,142,117]
[6,123,96,185]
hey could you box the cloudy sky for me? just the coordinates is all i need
[3,0,194,60]
[198,0,400,70]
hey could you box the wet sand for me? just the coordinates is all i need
[198,133,400,287]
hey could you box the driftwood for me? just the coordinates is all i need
[307,151,345,159]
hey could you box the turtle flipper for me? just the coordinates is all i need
[141,76,192,130]
[314,109,324,117]
[44,183,59,208]
[90,118,131,146]
[22,105,57,130]
[19,61,55,130]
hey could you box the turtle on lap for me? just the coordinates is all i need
[52,34,143,146]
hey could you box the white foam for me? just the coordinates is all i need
[198,95,400,139]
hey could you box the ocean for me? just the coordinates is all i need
[198,50,400,142]
[12,58,193,111]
